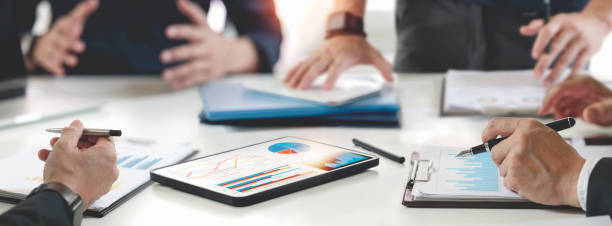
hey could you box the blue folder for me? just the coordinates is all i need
[198,83,400,127]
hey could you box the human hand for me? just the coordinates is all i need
[520,13,611,86]
[481,118,584,207]
[283,35,393,91]
[538,76,612,126]
[161,0,258,90]
[38,120,119,208]
[29,0,98,76]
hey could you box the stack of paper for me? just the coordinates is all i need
[0,139,195,216]
[442,70,549,116]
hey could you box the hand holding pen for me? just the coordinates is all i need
[456,117,575,157]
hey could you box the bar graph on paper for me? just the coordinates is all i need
[437,150,503,194]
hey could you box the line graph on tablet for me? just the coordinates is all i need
[175,155,270,179]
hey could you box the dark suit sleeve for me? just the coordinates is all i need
[12,0,41,37]
[222,0,282,73]
[586,157,612,217]
[0,191,72,226]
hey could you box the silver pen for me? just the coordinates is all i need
[45,128,122,137]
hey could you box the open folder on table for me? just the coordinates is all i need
[441,70,568,116]
[0,139,196,217]
[403,140,612,208]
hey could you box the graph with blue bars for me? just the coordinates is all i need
[445,152,498,192]
[116,154,163,170]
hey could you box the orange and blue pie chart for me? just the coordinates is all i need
[268,142,310,154]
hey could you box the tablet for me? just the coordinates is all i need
[151,137,379,206]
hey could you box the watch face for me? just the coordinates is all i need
[327,13,346,30]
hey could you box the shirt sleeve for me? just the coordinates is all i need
[221,0,282,73]
[577,157,603,211]
[0,191,72,226]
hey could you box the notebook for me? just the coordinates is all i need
[0,138,196,217]
[441,70,568,116]
[198,82,400,127]
[403,139,612,208]
[241,73,388,106]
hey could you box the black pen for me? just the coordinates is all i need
[455,117,575,157]
[46,128,122,137]
[352,138,405,164]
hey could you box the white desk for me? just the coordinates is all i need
[0,74,610,225]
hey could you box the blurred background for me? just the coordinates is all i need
[25,0,612,80]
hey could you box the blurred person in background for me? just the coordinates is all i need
[15,0,281,90]
[284,0,612,90]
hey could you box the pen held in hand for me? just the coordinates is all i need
[455,117,575,158]
[46,128,122,137]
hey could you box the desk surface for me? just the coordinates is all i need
[0,74,610,225]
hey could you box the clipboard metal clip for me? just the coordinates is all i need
[407,152,432,190]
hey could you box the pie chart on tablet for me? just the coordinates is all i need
[268,142,310,154]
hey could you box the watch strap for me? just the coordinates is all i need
[325,12,366,40]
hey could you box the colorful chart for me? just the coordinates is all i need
[268,142,310,154]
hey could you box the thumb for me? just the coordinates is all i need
[583,99,612,126]
[177,0,209,26]
[70,0,99,23]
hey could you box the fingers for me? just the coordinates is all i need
[539,76,587,115]
[163,60,208,81]
[160,43,204,64]
[287,58,316,88]
[583,99,612,126]
[532,18,562,60]
[297,56,332,90]
[491,139,512,166]
[481,117,522,142]
[520,19,545,36]
[166,24,205,42]
[38,149,51,161]
[371,51,394,82]
[49,137,60,147]
[69,0,99,23]
[323,62,345,90]
[569,51,589,78]
[57,120,84,150]
[284,63,302,84]
[544,38,584,86]
[177,0,208,26]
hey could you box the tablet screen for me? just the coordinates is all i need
[153,137,374,197]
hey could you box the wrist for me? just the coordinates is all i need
[563,157,585,207]
[225,38,259,74]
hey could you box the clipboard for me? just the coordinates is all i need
[401,152,580,210]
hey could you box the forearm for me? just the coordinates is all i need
[332,0,366,17]
[582,0,612,29]
[227,37,259,73]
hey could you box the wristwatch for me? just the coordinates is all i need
[28,182,84,226]
[325,12,367,40]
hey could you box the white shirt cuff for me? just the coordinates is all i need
[577,157,603,211]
